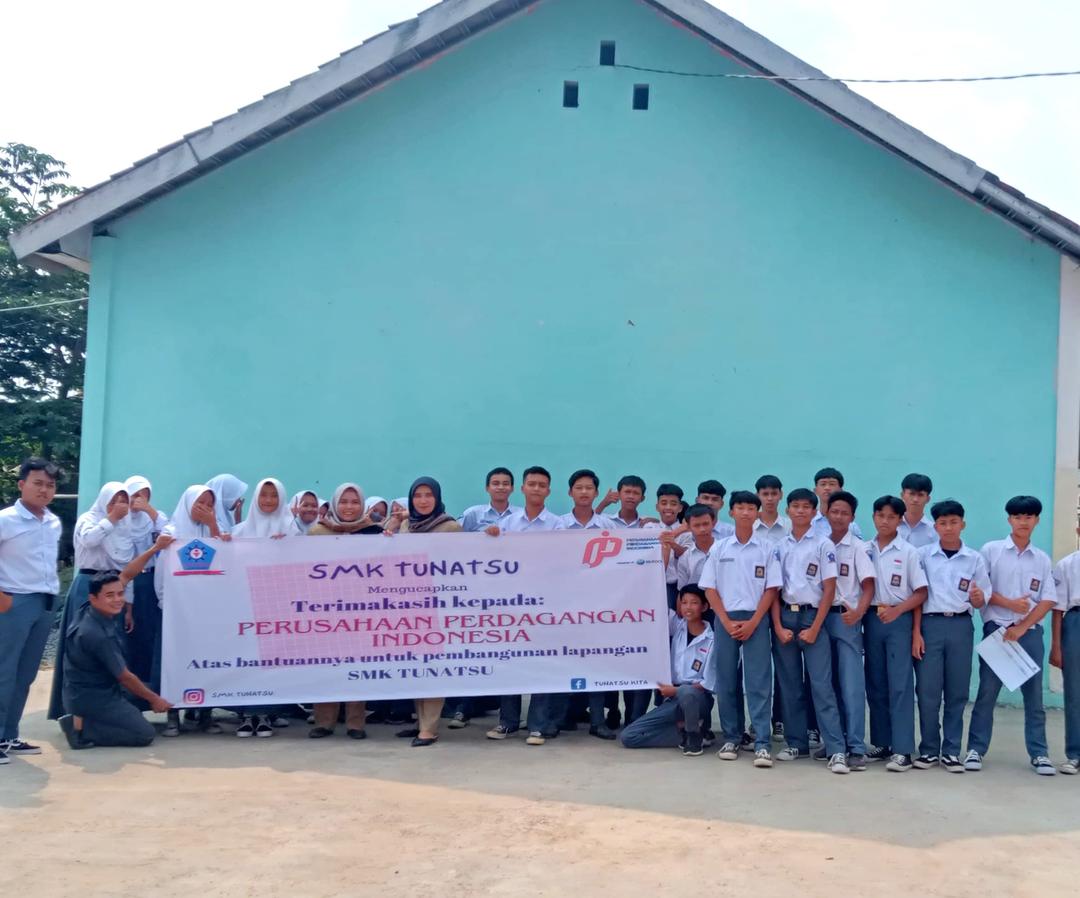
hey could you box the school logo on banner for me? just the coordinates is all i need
[582,531,623,568]
[173,539,225,576]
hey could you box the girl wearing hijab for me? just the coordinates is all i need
[48,482,134,720]
[123,475,169,695]
[157,484,228,737]
[390,497,408,518]
[205,473,248,534]
[365,496,389,523]
[307,483,383,741]
[384,477,462,747]
[289,490,321,535]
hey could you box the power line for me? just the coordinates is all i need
[610,63,1080,84]
[0,297,87,315]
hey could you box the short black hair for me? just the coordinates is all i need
[931,499,965,520]
[786,488,818,508]
[568,469,599,490]
[678,583,709,607]
[89,571,123,595]
[873,495,906,516]
[901,473,933,493]
[755,474,782,491]
[521,466,551,484]
[486,467,514,487]
[814,467,844,487]
[685,502,716,521]
[729,490,761,510]
[827,490,858,513]
[617,475,646,493]
[1005,495,1043,516]
[656,482,684,500]
[19,457,60,481]
[697,479,726,498]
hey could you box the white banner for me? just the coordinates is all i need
[161,529,669,707]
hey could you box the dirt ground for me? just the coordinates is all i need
[2,674,1078,898]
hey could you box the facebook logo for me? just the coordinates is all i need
[570,678,587,691]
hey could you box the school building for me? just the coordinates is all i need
[10,1,1080,697]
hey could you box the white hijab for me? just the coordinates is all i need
[77,481,135,565]
[206,473,248,533]
[365,495,388,521]
[123,474,156,543]
[290,490,320,534]
[164,484,217,539]
[233,478,293,537]
[391,497,408,512]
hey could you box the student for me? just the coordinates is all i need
[289,490,321,534]
[771,488,849,773]
[365,497,389,523]
[811,468,862,539]
[485,466,564,745]
[122,475,169,699]
[1051,534,1080,774]
[206,473,249,534]
[0,458,61,764]
[307,483,384,742]
[385,477,462,746]
[620,585,716,755]
[595,475,650,528]
[644,484,685,608]
[391,497,408,517]
[672,504,717,591]
[48,481,134,722]
[458,467,519,532]
[700,490,780,767]
[754,475,791,547]
[672,480,734,560]
[898,473,936,548]
[965,496,1057,775]
[57,539,176,751]
[912,499,989,772]
[864,496,928,771]
[824,490,874,769]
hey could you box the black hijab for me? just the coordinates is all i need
[407,476,455,534]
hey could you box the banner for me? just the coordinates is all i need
[161,529,669,707]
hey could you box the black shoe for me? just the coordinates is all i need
[605,709,621,730]
[940,755,965,773]
[346,728,368,740]
[679,730,688,751]
[4,739,41,755]
[58,715,95,750]
[589,725,617,740]
[913,754,939,769]
[396,727,420,738]
[739,732,755,752]
[848,753,868,772]
[308,726,334,739]
[560,721,578,732]
[411,736,438,747]
[866,745,892,762]
[702,728,716,748]
[683,732,704,757]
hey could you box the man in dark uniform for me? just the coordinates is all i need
[59,536,174,750]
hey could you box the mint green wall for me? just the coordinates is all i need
[84,0,1062,701]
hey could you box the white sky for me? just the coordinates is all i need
[3,0,1079,222]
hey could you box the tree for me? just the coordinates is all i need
[0,142,87,514]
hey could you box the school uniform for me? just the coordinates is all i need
[607,513,644,529]
[499,508,564,533]
[557,512,616,530]
[1052,552,1080,761]
[62,606,155,746]
[621,611,716,748]
[458,503,521,532]
[826,530,874,756]
[773,530,846,756]
[754,515,792,548]
[0,499,61,744]
[915,542,990,759]
[644,519,682,608]
[699,533,781,751]
[812,514,862,540]
[122,476,169,693]
[898,515,937,549]
[864,537,926,756]
[967,538,1054,760]
[676,541,714,590]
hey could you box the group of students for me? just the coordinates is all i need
[1,458,1079,779]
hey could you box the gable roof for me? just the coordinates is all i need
[10,0,1080,270]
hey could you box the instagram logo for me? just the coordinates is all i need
[582,531,622,568]
[182,688,205,705]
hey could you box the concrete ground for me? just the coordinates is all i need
[2,674,1078,898]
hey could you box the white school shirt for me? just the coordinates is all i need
[73,514,131,571]
[829,530,875,609]
[1052,550,1080,612]
[676,521,734,551]
[698,534,782,613]
[918,542,991,615]
[754,515,792,548]
[500,508,564,532]
[979,537,1055,627]
[644,519,682,583]
[898,515,937,548]
[458,504,520,532]
[676,540,715,590]
[778,530,837,608]
[668,609,716,686]
[608,513,644,529]
[558,511,616,530]
[812,514,862,540]
[0,500,61,595]
[866,537,927,606]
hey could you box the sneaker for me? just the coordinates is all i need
[940,755,965,773]
[912,754,938,769]
[776,746,804,761]
[772,721,785,743]
[848,753,868,772]
[605,709,621,730]
[812,746,828,761]
[308,726,334,739]
[807,729,822,750]
[679,731,688,752]
[866,745,891,762]
[716,741,739,761]
[1031,756,1056,776]
[163,711,181,737]
[683,733,704,757]
[886,753,913,772]
[828,753,849,774]
[0,747,8,765]
[236,718,256,738]
[525,731,546,746]
[4,739,41,755]
[255,717,274,738]
[963,749,983,771]
[447,711,469,729]
[1060,758,1080,775]
[588,725,616,740]
[754,748,773,768]
[739,732,755,752]
[486,725,516,740]
[58,715,95,750]
[346,729,367,740]
[270,715,290,728]
[702,728,716,748]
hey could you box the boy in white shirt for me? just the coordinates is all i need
[898,473,936,548]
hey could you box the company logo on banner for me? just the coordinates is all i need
[173,539,225,576]
[582,531,623,568]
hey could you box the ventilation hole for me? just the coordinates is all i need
[600,41,616,66]
[632,83,649,110]
[563,80,579,108]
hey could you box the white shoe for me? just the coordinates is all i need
[1059,758,1079,775]
[827,752,850,774]
[716,742,739,761]
[776,746,804,761]
[753,748,773,768]
[963,749,982,771]
[1031,756,1056,776]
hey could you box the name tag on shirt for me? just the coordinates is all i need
[754,565,765,578]
[717,557,735,564]
[1030,578,1041,591]
[890,574,902,587]
[691,659,703,672]
[806,563,818,576]
[958,578,970,592]
[839,563,850,576]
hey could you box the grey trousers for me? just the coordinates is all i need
[620,685,711,748]
[0,592,53,741]
[65,688,156,747]
[915,614,974,758]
